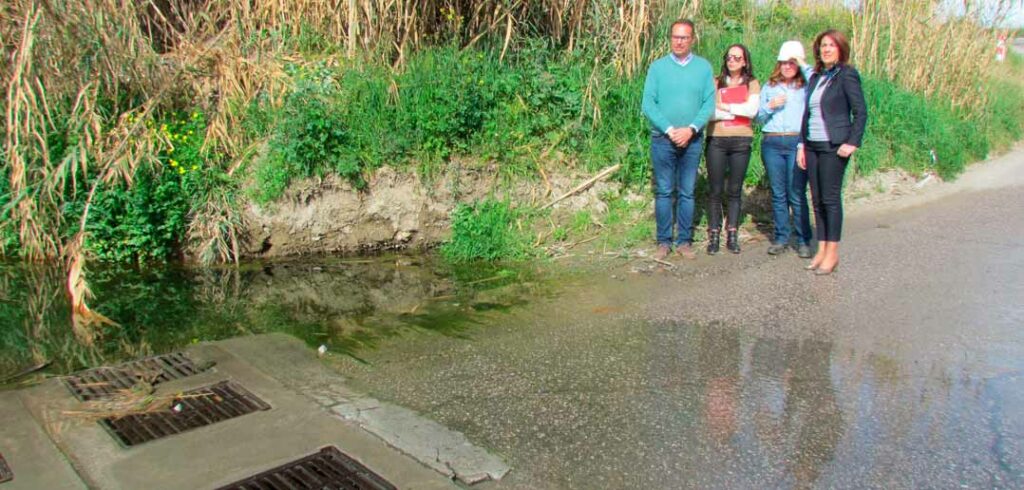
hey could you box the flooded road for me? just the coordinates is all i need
[326,175,1024,487]
[3,154,1023,488]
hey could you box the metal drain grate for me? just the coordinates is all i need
[216,446,396,490]
[64,352,211,401]
[101,380,270,447]
[0,452,12,484]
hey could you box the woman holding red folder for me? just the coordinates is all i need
[704,44,760,255]
[796,30,868,275]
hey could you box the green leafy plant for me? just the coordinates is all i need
[441,199,532,263]
[250,63,399,205]
[70,110,222,263]
[399,47,506,160]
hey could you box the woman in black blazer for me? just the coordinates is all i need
[796,29,867,275]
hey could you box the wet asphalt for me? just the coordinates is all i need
[331,152,1024,489]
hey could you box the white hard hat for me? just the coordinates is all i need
[777,40,806,61]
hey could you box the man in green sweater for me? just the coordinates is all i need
[642,19,715,260]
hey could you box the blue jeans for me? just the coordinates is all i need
[651,132,703,246]
[761,135,811,246]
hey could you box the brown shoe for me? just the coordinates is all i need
[654,244,671,260]
[675,244,696,260]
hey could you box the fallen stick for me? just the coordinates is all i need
[540,164,621,210]
[651,258,675,268]
[0,361,51,384]
[465,275,508,286]
[565,235,600,250]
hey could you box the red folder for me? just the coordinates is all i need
[719,85,751,128]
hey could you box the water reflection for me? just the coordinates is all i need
[781,340,842,490]
[698,325,741,445]
[640,321,1022,489]
[0,256,548,382]
[643,323,845,488]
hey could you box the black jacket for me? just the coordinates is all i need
[801,65,868,147]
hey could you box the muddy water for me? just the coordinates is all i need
[0,256,559,382]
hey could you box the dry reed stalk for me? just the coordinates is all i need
[187,193,243,265]
[852,0,1013,112]
[62,385,215,422]
[5,6,57,262]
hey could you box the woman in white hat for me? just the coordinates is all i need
[757,41,814,259]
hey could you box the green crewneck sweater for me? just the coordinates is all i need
[641,54,716,134]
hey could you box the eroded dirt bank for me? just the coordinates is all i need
[239,161,626,258]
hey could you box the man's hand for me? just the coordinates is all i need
[669,127,694,147]
[796,146,806,170]
[837,144,858,158]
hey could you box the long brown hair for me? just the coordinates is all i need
[813,29,851,74]
[716,43,755,89]
[767,61,806,88]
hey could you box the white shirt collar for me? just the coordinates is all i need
[671,52,694,66]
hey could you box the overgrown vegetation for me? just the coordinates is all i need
[1,0,1021,277]
[441,199,533,263]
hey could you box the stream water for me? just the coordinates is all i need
[0,254,559,384]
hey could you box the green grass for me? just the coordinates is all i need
[440,199,533,263]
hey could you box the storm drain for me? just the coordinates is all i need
[101,380,270,447]
[0,452,11,484]
[64,352,212,401]
[216,446,396,490]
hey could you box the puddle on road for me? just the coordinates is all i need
[320,303,1024,489]
[0,255,557,382]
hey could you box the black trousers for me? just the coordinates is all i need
[805,140,849,242]
[705,136,753,231]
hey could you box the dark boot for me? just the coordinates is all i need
[726,230,740,254]
[707,230,720,255]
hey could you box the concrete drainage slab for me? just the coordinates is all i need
[215,333,512,485]
[0,392,85,490]
[17,341,455,490]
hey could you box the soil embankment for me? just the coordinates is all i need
[239,162,623,258]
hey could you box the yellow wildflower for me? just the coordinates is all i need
[170,159,178,167]
[191,165,198,171]
[178,167,185,175]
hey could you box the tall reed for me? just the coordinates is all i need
[852,0,1017,113]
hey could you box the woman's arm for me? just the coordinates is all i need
[724,81,760,118]
[727,92,761,118]
[756,86,775,123]
[842,68,868,147]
